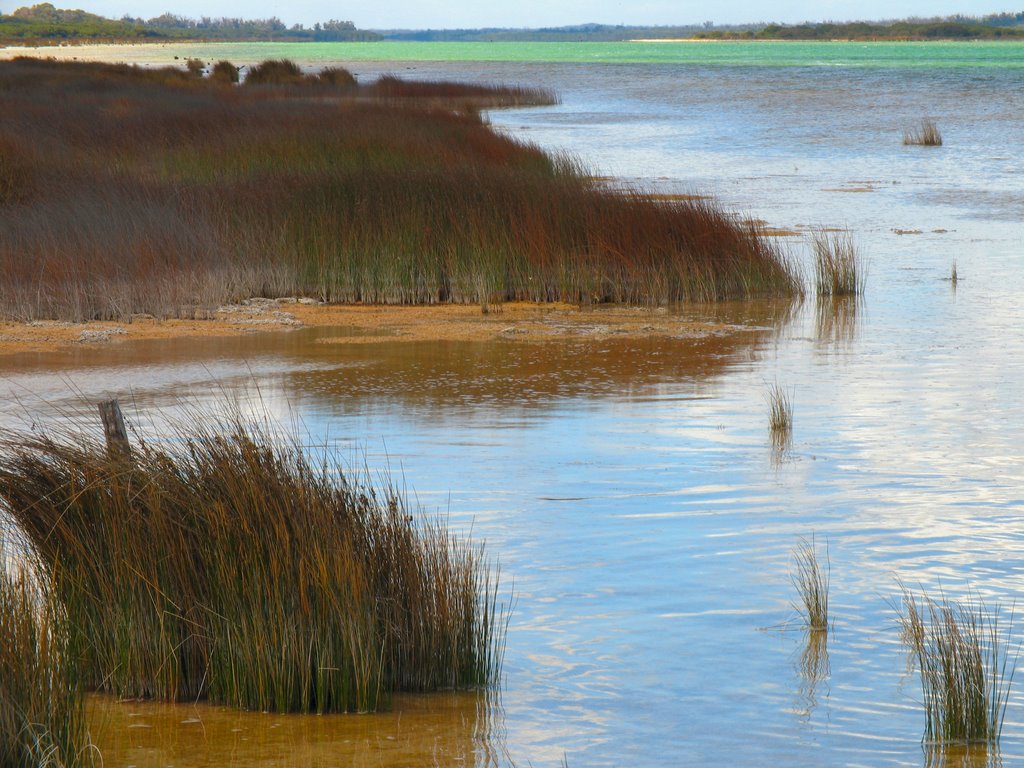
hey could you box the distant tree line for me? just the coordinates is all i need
[380,15,1024,42]
[380,22,755,42]
[2,4,1023,45]
[693,15,1024,41]
[0,3,381,43]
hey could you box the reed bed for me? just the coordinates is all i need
[812,230,864,297]
[0,57,800,322]
[0,412,505,713]
[792,537,829,631]
[904,119,944,147]
[897,584,1016,745]
[0,545,92,767]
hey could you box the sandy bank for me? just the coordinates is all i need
[0,299,727,358]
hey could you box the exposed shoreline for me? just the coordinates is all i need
[0,300,731,358]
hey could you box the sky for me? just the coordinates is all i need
[1,0,1016,29]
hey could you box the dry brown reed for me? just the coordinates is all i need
[209,60,240,84]
[244,58,305,84]
[0,543,92,767]
[0,57,801,322]
[904,119,944,146]
[897,583,1016,745]
[316,65,358,88]
[0,410,505,713]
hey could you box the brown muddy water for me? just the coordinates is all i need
[2,43,1024,768]
[87,691,499,767]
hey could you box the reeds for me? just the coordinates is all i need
[812,230,864,297]
[904,119,944,147]
[0,545,92,767]
[0,410,505,713]
[0,57,801,321]
[767,383,793,447]
[244,58,305,84]
[209,60,240,84]
[792,537,829,631]
[897,584,1016,744]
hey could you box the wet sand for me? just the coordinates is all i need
[0,300,730,358]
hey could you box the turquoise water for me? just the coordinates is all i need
[6,39,1024,68]
[3,40,1024,768]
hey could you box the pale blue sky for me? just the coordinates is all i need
[3,0,1016,29]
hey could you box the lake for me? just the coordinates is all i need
[2,40,1023,767]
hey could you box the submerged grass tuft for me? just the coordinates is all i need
[897,583,1017,745]
[792,537,829,631]
[0,410,507,714]
[812,230,864,297]
[767,383,793,447]
[904,119,943,147]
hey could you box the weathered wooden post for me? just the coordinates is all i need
[98,398,131,458]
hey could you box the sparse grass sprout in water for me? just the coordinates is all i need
[767,383,793,446]
[792,537,829,631]
[904,119,943,146]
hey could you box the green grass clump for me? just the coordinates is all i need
[0,546,92,767]
[792,537,829,631]
[0,57,801,321]
[897,584,1016,744]
[904,119,943,146]
[812,230,864,297]
[0,412,505,713]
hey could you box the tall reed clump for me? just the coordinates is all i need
[0,413,505,713]
[897,583,1017,745]
[812,230,864,297]
[904,119,943,147]
[0,57,801,321]
[0,546,92,767]
[792,537,829,631]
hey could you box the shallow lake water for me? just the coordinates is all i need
[2,42,1024,767]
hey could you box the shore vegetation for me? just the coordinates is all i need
[0,56,800,322]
